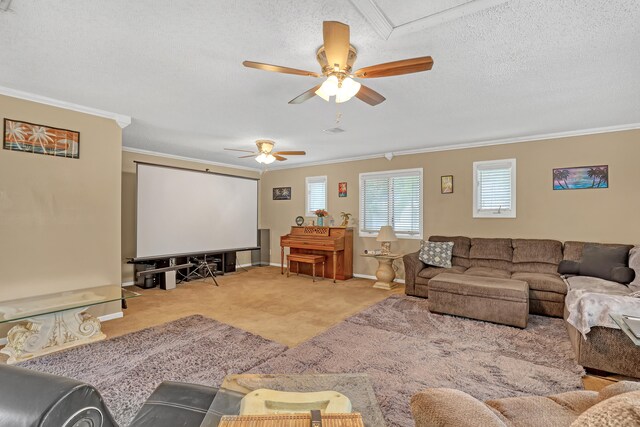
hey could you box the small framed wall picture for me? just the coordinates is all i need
[272,187,291,200]
[338,182,347,197]
[441,175,453,194]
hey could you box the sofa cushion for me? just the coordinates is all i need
[596,381,640,404]
[511,239,563,275]
[513,239,563,264]
[430,236,471,268]
[486,395,583,427]
[565,275,632,295]
[417,265,466,280]
[570,390,640,427]
[511,272,567,294]
[579,243,634,284]
[470,238,513,262]
[464,267,511,279]
[529,289,566,303]
[419,240,454,268]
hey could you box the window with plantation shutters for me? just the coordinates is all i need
[473,159,516,218]
[306,176,327,216]
[359,168,423,238]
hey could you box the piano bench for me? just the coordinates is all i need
[286,254,326,282]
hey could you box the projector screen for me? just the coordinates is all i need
[136,163,258,260]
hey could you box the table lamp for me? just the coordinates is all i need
[377,226,397,255]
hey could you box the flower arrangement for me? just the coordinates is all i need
[314,209,329,217]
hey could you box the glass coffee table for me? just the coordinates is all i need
[610,314,640,346]
[201,373,386,427]
[0,285,139,364]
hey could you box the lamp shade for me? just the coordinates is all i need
[376,226,398,242]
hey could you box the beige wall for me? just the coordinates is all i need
[260,129,640,279]
[0,94,123,333]
[121,150,261,283]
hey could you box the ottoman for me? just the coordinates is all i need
[428,273,529,328]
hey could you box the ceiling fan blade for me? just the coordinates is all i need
[288,84,322,104]
[274,155,288,161]
[353,56,434,78]
[274,151,306,156]
[243,61,320,77]
[355,84,386,106]
[224,148,256,153]
[238,154,257,158]
[323,21,350,70]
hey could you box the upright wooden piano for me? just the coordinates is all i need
[280,226,353,282]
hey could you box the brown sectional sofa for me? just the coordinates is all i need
[404,235,640,378]
[404,236,567,317]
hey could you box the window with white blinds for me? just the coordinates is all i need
[473,159,516,218]
[306,176,327,215]
[359,168,423,238]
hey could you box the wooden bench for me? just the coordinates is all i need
[286,254,326,282]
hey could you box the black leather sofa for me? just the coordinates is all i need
[0,364,222,427]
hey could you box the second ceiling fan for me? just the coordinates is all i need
[243,21,434,106]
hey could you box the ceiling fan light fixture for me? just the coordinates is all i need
[335,77,361,103]
[255,153,276,164]
[315,75,339,101]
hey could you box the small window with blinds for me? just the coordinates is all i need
[306,176,327,216]
[473,159,516,218]
[359,168,423,238]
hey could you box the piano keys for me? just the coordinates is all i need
[280,226,353,282]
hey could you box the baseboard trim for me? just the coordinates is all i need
[98,312,124,322]
[121,281,135,287]
[0,312,124,346]
[266,263,404,283]
[353,273,405,284]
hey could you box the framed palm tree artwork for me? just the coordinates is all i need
[3,118,80,159]
[553,165,608,190]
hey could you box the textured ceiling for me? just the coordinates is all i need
[1,0,639,170]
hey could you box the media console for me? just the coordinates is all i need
[129,251,239,290]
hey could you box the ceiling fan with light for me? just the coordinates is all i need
[243,21,433,106]
[225,140,305,164]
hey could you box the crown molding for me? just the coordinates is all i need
[350,0,508,39]
[268,122,640,171]
[0,85,131,128]
[349,0,393,39]
[122,146,262,173]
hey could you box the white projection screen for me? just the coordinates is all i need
[136,163,258,259]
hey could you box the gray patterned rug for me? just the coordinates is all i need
[18,315,287,425]
[250,295,585,427]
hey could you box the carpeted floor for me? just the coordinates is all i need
[18,315,287,425]
[250,295,585,427]
[18,295,585,427]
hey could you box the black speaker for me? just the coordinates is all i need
[252,229,270,266]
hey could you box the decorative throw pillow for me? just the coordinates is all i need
[419,240,454,268]
[629,246,640,289]
[570,390,640,427]
[558,260,581,276]
[579,243,633,284]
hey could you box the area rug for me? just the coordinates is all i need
[18,315,287,425]
[250,295,585,427]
